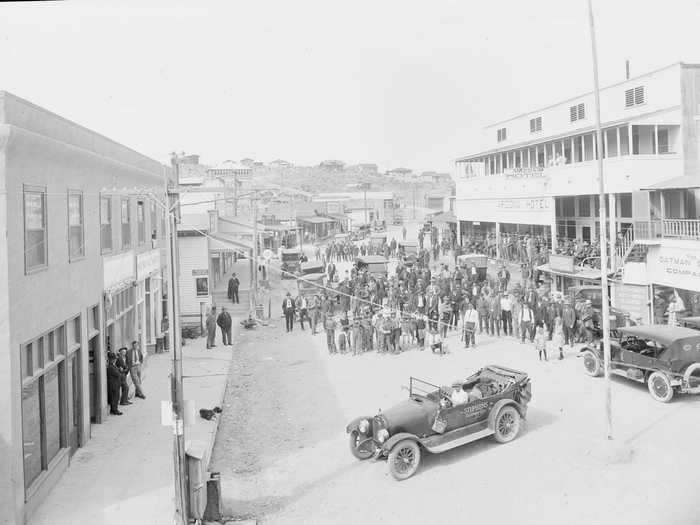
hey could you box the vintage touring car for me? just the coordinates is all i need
[580,325,700,403]
[346,365,532,480]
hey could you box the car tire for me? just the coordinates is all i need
[493,406,521,444]
[582,350,603,377]
[349,430,374,460]
[682,363,700,395]
[388,439,421,481]
[647,371,674,403]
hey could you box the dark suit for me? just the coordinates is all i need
[116,355,129,403]
[282,297,295,332]
[228,277,240,304]
[107,362,122,414]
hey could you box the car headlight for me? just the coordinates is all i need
[377,429,389,443]
[359,419,369,434]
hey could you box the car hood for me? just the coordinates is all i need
[378,397,436,436]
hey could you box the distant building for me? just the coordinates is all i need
[386,167,412,178]
[319,159,345,171]
[239,158,256,167]
[269,159,293,169]
[353,163,378,174]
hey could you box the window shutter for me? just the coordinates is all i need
[578,103,585,120]
[634,86,644,105]
[570,105,577,122]
[625,88,634,107]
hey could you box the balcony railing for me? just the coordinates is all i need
[633,219,700,241]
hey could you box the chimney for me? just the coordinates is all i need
[625,60,630,80]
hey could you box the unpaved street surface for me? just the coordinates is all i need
[211,223,700,525]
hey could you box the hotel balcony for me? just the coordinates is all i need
[633,219,700,241]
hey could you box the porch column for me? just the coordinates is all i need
[654,124,659,155]
[616,127,621,156]
[550,206,558,292]
[571,137,575,162]
[608,193,617,272]
[628,123,634,155]
[603,129,608,159]
[527,148,531,168]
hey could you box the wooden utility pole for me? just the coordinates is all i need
[252,196,259,316]
[165,160,189,522]
[587,0,614,440]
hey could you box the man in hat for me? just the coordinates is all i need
[562,297,577,347]
[391,311,402,353]
[282,292,295,332]
[106,352,123,416]
[205,306,217,348]
[217,307,232,346]
[324,315,337,354]
[373,311,385,352]
[462,301,479,348]
[450,382,469,406]
[351,318,363,355]
[228,272,240,304]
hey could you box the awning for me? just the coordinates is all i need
[297,216,336,224]
[209,233,253,251]
[428,211,457,224]
[642,174,700,191]
[537,263,611,281]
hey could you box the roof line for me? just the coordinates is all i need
[485,62,683,129]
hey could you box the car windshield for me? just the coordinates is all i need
[409,377,441,401]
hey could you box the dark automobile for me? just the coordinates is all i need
[580,325,700,403]
[572,285,636,334]
[280,248,302,279]
[346,365,532,480]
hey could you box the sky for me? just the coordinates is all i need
[0,0,699,173]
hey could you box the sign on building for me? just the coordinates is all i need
[503,167,546,178]
[645,246,700,292]
[549,254,575,274]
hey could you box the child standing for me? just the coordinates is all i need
[534,323,547,361]
[552,316,565,360]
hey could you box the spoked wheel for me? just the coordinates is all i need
[349,430,374,460]
[582,350,603,377]
[647,371,674,403]
[388,439,421,481]
[683,363,700,395]
[493,406,521,443]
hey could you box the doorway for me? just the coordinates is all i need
[69,351,81,454]
[88,335,99,423]
[582,226,591,242]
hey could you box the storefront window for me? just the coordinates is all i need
[652,285,700,324]
[196,277,209,296]
[22,381,42,488]
[578,196,591,217]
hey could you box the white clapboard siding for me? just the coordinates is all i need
[177,235,211,316]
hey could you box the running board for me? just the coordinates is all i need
[422,428,494,454]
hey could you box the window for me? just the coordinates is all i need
[578,196,591,217]
[21,323,69,490]
[657,128,670,154]
[121,198,131,249]
[150,201,157,241]
[529,117,542,133]
[497,127,507,142]
[24,185,48,272]
[195,277,209,296]
[100,196,112,253]
[618,193,633,218]
[625,86,645,107]
[68,191,84,260]
[570,103,585,122]
[137,200,145,245]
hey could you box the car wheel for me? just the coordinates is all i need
[582,350,603,377]
[494,406,521,443]
[647,371,674,403]
[349,430,374,460]
[682,363,700,395]
[388,439,421,481]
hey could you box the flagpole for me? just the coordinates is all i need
[587,0,613,440]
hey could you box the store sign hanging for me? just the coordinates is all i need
[646,246,700,291]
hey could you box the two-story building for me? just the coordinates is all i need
[0,92,171,523]
[453,62,700,323]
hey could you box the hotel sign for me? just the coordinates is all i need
[504,167,545,178]
[495,198,552,210]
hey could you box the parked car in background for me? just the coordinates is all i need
[580,325,700,402]
[346,365,532,480]
[280,248,302,279]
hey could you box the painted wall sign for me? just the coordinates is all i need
[136,249,160,280]
[646,246,700,292]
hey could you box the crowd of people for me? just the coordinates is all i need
[286,233,606,361]
[106,340,147,416]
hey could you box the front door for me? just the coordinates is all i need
[69,351,81,454]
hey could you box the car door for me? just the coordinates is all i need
[619,337,656,369]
